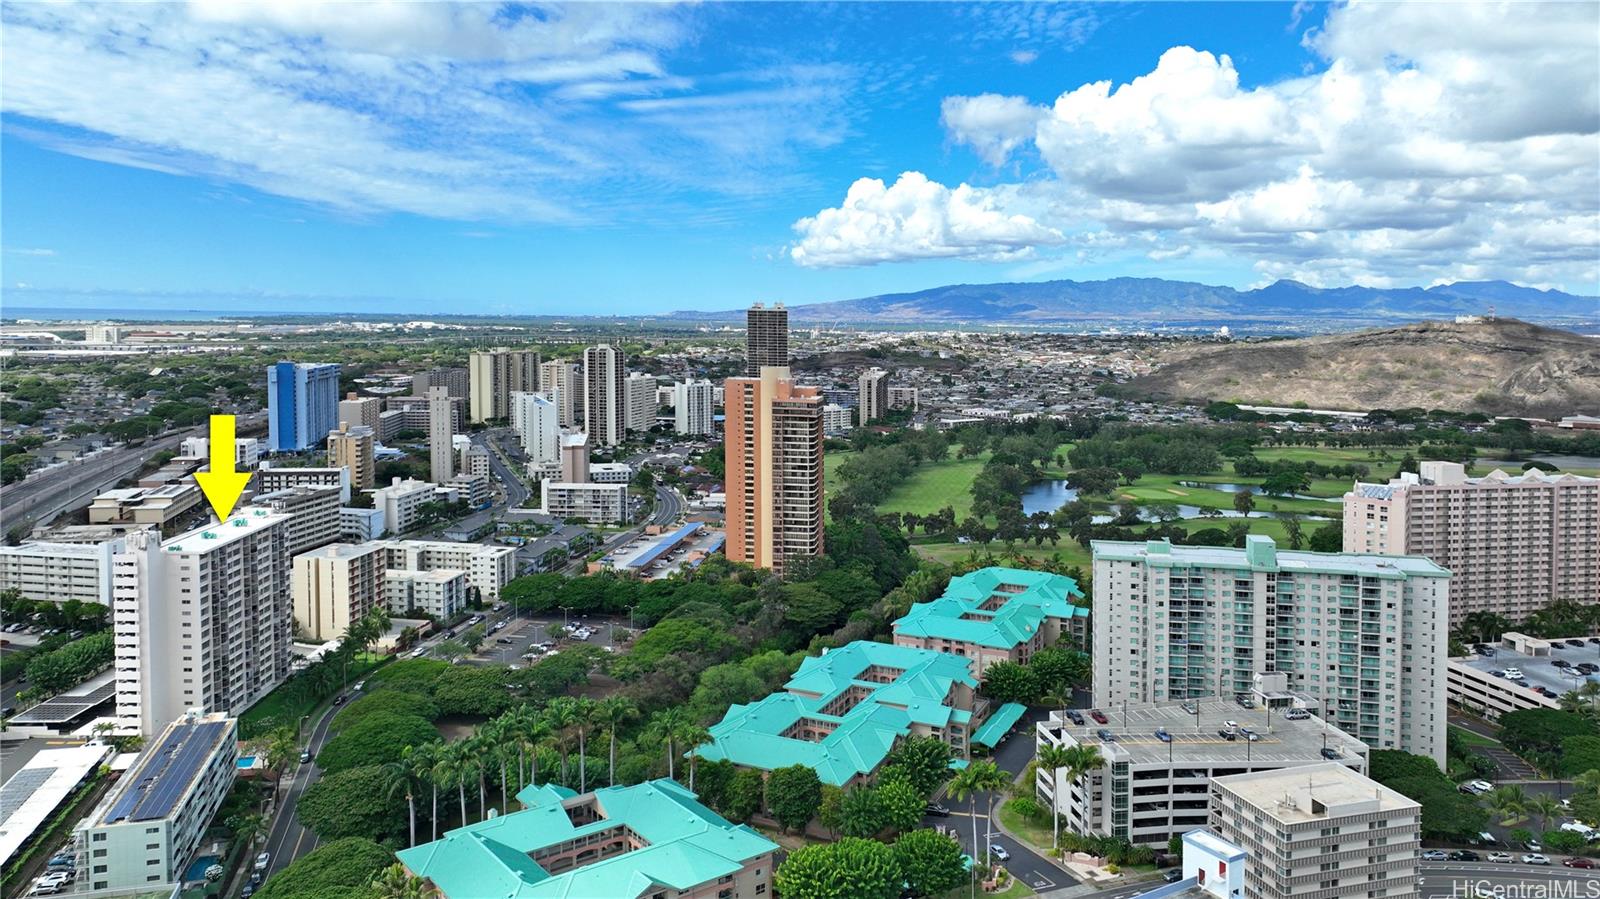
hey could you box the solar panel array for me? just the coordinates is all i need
[0,768,57,821]
[104,721,229,824]
[9,681,116,725]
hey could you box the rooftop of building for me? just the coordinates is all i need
[1350,462,1599,499]
[694,641,979,786]
[1092,535,1449,579]
[163,508,289,553]
[294,542,384,562]
[893,566,1086,650]
[0,540,118,558]
[91,713,235,827]
[1043,698,1370,767]
[387,567,469,583]
[1211,762,1417,825]
[397,779,775,898]
[1450,634,1600,697]
[1,743,112,867]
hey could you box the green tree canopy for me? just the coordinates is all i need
[767,764,823,833]
[978,660,1040,704]
[893,829,968,898]
[331,690,439,734]
[774,837,901,899]
[297,765,410,842]
[255,838,393,899]
[315,712,440,774]
[881,736,954,797]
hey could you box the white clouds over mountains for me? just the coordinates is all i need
[792,1,1600,290]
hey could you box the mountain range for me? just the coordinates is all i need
[674,278,1597,327]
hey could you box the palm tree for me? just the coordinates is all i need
[545,697,579,785]
[948,759,1011,897]
[573,698,597,793]
[1036,744,1074,850]
[1485,785,1527,824]
[1575,768,1600,799]
[1526,794,1562,835]
[407,743,439,844]
[596,696,637,787]
[438,742,471,829]
[649,707,690,781]
[679,724,712,792]
[370,862,429,899]
[469,732,489,821]
[383,756,417,848]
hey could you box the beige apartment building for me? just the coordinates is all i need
[468,347,540,423]
[1344,461,1600,623]
[857,367,890,425]
[582,344,627,447]
[723,366,823,576]
[292,542,386,642]
[1209,763,1420,899]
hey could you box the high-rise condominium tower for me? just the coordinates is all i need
[1092,536,1451,765]
[724,366,824,576]
[625,372,658,432]
[539,360,581,427]
[326,421,376,490]
[468,348,540,423]
[113,509,293,734]
[673,380,716,436]
[428,386,455,483]
[745,302,788,376]
[267,361,340,452]
[857,367,890,425]
[583,344,626,447]
[1344,461,1599,624]
[513,392,561,466]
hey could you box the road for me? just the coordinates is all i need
[256,692,344,886]
[476,429,531,509]
[1059,861,1600,899]
[926,706,1066,894]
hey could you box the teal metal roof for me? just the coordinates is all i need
[892,567,1086,650]
[971,702,1027,748]
[397,779,777,899]
[693,641,980,786]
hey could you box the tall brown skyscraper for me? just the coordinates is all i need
[724,366,823,576]
[745,302,789,377]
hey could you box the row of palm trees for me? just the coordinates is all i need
[375,695,722,848]
[1035,743,1106,850]
[1482,784,1565,834]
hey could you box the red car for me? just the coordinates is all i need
[1089,709,1109,724]
[1561,857,1595,869]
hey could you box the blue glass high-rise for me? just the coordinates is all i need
[266,361,340,452]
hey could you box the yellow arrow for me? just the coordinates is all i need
[194,415,252,521]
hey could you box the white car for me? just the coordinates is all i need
[1466,780,1494,794]
[1486,852,1513,863]
[1503,667,1523,679]
[1560,821,1596,837]
[1522,853,1550,865]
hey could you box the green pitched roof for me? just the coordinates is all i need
[693,641,980,786]
[971,702,1028,748]
[396,779,776,899]
[892,567,1085,650]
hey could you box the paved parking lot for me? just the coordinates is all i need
[469,612,629,667]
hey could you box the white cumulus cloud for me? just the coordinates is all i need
[789,172,1063,267]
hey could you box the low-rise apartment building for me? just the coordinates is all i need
[541,481,629,524]
[1035,699,1370,848]
[0,537,123,605]
[1209,763,1420,899]
[1093,537,1450,765]
[254,464,351,504]
[75,712,237,892]
[255,484,342,556]
[376,539,516,601]
[397,779,777,899]
[373,477,437,535]
[694,640,1020,787]
[88,485,201,528]
[1344,461,1599,623]
[385,568,468,619]
[892,566,1087,673]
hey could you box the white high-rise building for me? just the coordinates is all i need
[1092,536,1450,765]
[513,392,561,466]
[1344,461,1600,624]
[582,344,626,447]
[821,403,854,435]
[468,347,540,423]
[1209,763,1421,899]
[625,372,658,432]
[179,436,261,469]
[672,379,715,436]
[113,509,292,734]
[539,360,581,428]
[429,386,455,484]
[371,477,437,536]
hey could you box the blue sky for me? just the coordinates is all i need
[2,2,1595,316]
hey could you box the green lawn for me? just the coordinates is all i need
[938,879,1035,899]
[879,453,992,519]
[911,537,1093,571]
[997,800,1058,857]
[1117,474,1342,516]
[1449,724,1502,749]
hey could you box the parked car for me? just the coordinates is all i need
[925,803,950,817]
[1503,667,1524,679]
[1566,639,1586,648]
[1559,821,1596,837]
[1522,853,1550,865]
[1089,710,1108,724]
[1217,729,1237,741]
[1320,748,1341,760]
[1284,709,1310,720]
[1096,729,1116,742]
[1235,694,1256,709]
[1562,857,1596,868]
[1063,710,1085,725]
[1181,701,1198,715]
[495,637,514,645]
[1486,852,1512,863]
[1447,850,1480,861]
[1465,780,1494,794]
[1421,850,1448,861]
[1552,659,1571,668]
[988,844,1010,862]
[1163,869,1183,883]
[1155,728,1172,743]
